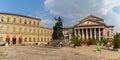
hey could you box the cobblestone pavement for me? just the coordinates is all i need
[0,45,119,60]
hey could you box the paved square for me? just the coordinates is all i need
[0,45,120,60]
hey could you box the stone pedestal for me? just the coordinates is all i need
[51,40,65,47]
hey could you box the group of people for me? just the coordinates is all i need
[43,41,63,47]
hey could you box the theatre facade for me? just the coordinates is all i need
[0,12,53,45]
[63,15,114,41]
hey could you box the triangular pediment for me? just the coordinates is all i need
[81,15,104,22]
[77,20,103,26]
[75,15,105,26]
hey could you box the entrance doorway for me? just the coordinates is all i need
[12,38,16,44]
[12,36,16,45]
[6,35,10,44]
[19,36,22,44]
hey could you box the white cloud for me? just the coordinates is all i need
[44,0,120,32]
[40,19,56,28]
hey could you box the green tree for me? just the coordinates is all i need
[113,33,120,48]
[71,35,82,46]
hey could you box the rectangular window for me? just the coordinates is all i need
[6,27,10,32]
[0,37,3,42]
[13,27,16,32]
[41,30,43,34]
[37,38,39,42]
[41,38,43,42]
[44,38,46,42]
[29,38,31,42]
[7,17,10,22]
[25,20,27,24]
[19,27,22,32]
[24,28,27,32]
[37,22,39,25]
[37,30,39,33]
[19,19,22,24]
[0,26,3,32]
[34,21,35,25]
[1,17,4,22]
[29,29,31,33]
[14,18,16,23]
[29,21,31,24]
[24,38,27,42]
[33,29,36,33]
[107,31,109,36]
[34,38,36,42]
[44,30,46,35]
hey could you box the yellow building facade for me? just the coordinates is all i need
[0,12,53,45]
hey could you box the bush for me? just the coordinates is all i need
[100,39,109,46]
[71,35,82,46]
[88,39,98,45]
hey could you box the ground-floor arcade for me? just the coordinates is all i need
[0,34,52,45]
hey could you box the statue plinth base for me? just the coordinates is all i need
[51,40,65,47]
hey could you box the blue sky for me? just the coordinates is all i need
[0,0,47,17]
[0,0,120,32]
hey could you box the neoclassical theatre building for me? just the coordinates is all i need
[63,15,114,41]
[0,12,53,45]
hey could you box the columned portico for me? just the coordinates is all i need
[74,27,104,40]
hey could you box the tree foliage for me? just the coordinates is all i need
[113,33,120,48]
[71,35,82,46]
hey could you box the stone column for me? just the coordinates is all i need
[94,28,96,39]
[86,29,88,40]
[74,29,76,36]
[82,29,84,39]
[79,29,82,38]
[78,29,80,36]
[99,28,101,40]
[90,28,92,39]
